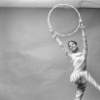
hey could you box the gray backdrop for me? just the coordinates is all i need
[0,8,100,100]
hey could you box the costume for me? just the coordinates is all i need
[51,23,100,100]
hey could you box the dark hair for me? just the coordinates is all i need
[68,40,77,46]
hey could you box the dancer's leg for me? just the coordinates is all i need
[74,77,87,100]
[81,71,100,91]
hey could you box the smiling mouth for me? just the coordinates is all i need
[71,47,76,50]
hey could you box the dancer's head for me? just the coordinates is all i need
[68,40,79,53]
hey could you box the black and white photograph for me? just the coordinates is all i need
[0,0,100,100]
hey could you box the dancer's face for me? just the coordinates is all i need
[68,41,78,53]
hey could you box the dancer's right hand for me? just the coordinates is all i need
[50,28,55,34]
[50,28,58,39]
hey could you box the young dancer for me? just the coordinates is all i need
[50,22,100,100]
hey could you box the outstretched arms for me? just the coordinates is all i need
[50,29,69,56]
[80,22,88,56]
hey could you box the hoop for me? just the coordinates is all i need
[47,4,82,36]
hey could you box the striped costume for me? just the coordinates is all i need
[51,22,100,100]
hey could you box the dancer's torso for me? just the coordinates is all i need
[68,51,87,73]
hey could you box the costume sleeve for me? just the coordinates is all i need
[81,23,88,56]
[50,29,69,56]
[56,37,68,56]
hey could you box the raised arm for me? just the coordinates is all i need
[80,22,88,55]
[50,29,69,56]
